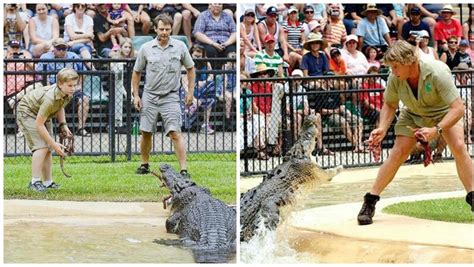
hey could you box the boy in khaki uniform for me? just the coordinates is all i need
[17,68,79,192]
[358,40,473,225]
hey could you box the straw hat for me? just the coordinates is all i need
[303,32,328,50]
[250,64,275,78]
[439,4,456,14]
[361,4,383,16]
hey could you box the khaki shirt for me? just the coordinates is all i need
[17,84,72,120]
[133,38,194,96]
[384,57,460,121]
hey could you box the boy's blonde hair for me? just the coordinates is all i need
[382,40,419,66]
[57,68,79,84]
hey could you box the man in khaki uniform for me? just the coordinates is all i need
[358,40,473,225]
[132,14,195,176]
[17,68,79,192]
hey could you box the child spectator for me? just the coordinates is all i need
[329,47,347,75]
[360,66,385,126]
[286,69,309,138]
[457,39,473,68]
[107,4,127,51]
[365,46,381,69]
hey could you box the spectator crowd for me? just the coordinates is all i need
[4,3,237,136]
[240,3,473,159]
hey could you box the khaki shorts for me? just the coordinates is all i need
[395,109,463,137]
[17,112,53,152]
[140,91,182,135]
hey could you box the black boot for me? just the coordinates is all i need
[357,192,380,225]
[466,191,473,212]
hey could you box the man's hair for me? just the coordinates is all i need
[57,68,79,84]
[153,14,173,28]
[383,40,419,66]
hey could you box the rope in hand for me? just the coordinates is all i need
[59,129,74,178]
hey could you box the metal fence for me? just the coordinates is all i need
[240,70,474,176]
[4,57,236,162]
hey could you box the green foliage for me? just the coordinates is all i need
[383,198,473,224]
[4,159,236,204]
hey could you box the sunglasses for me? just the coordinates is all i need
[246,13,255,17]
[448,41,458,44]
[55,47,67,51]
[305,11,314,14]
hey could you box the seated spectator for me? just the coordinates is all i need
[462,9,474,43]
[360,66,384,126]
[28,4,59,58]
[4,4,27,48]
[106,4,127,51]
[181,4,201,46]
[240,72,268,160]
[193,3,236,69]
[434,5,462,51]
[48,4,72,21]
[281,6,305,70]
[307,4,326,23]
[306,20,322,38]
[392,3,409,40]
[127,4,151,36]
[401,6,432,43]
[302,5,317,37]
[417,30,438,60]
[329,47,347,75]
[300,33,329,77]
[110,38,136,133]
[365,46,381,69]
[64,4,95,69]
[241,8,261,58]
[93,4,128,58]
[37,38,91,137]
[312,74,366,153]
[85,4,97,18]
[257,6,283,56]
[457,39,473,68]
[356,4,391,56]
[343,4,365,35]
[240,38,255,74]
[440,36,462,70]
[188,44,216,134]
[254,34,284,77]
[341,35,369,75]
[146,4,183,36]
[320,3,347,49]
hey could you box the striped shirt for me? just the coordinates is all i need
[254,50,283,76]
[282,19,304,49]
[321,19,347,46]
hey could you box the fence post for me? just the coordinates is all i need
[242,89,249,173]
[109,72,116,162]
[125,61,133,161]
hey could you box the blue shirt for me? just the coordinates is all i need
[300,51,329,77]
[401,21,431,40]
[192,10,236,44]
[37,51,84,84]
[356,17,390,47]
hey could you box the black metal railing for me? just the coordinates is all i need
[240,71,474,175]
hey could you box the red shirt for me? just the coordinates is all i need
[434,19,462,41]
[360,81,384,114]
[251,81,273,114]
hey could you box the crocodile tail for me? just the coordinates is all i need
[191,247,233,263]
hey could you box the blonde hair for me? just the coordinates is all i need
[382,40,419,66]
[56,68,79,84]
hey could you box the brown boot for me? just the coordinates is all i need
[357,192,380,225]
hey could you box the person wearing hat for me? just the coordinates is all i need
[417,30,438,60]
[254,34,284,78]
[257,6,282,54]
[37,38,92,137]
[457,39,472,68]
[320,3,347,48]
[401,6,431,43]
[286,69,311,141]
[16,68,79,192]
[282,6,306,69]
[300,33,329,77]
[356,4,391,53]
[434,4,462,49]
[358,40,473,225]
[341,34,369,76]
[241,8,262,58]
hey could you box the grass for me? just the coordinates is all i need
[4,156,236,204]
[383,198,473,224]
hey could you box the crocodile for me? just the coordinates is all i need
[152,164,236,263]
[240,114,342,242]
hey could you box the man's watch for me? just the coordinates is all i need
[435,125,443,136]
